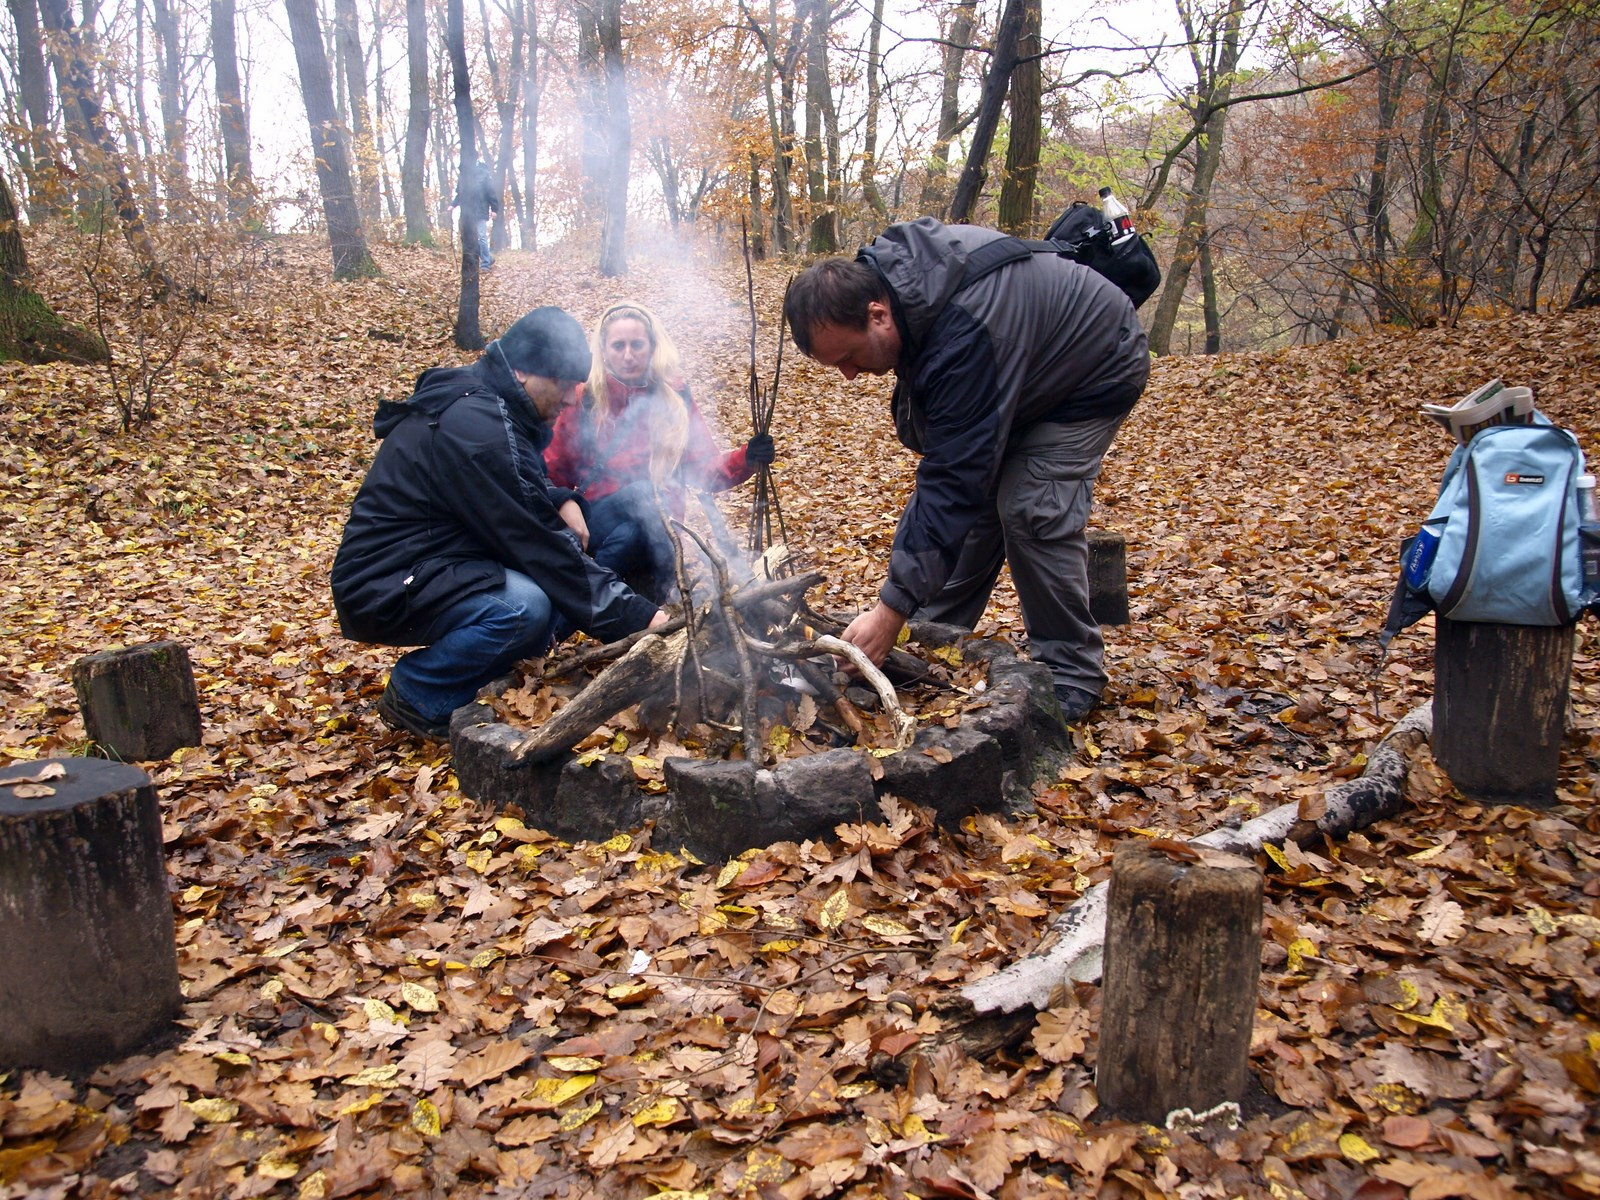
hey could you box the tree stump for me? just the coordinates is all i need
[0,757,182,1073]
[1088,530,1129,626]
[71,640,202,761]
[1097,842,1263,1125]
[1434,618,1574,806]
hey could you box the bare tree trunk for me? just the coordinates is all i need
[37,0,173,291]
[334,0,383,226]
[747,151,766,258]
[285,0,379,280]
[479,0,521,255]
[920,0,975,214]
[446,0,482,345]
[151,0,187,178]
[574,2,608,218]
[7,0,57,216]
[211,0,254,223]
[948,0,1025,224]
[860,0,887,220]
[995,0,1040,234]
[1148,104,1228,355]
[596,0,629,276]
[803,0,835,251]
[1200,232,1220,353]
[399,0,431,242]
[519,0,539,248]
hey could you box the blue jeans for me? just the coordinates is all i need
[587,483,675,602]
[389,570,552,723]
[477,220,494,268]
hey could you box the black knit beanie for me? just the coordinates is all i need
[493,307,592,381]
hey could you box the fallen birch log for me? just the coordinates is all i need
[939,700,1433,1055]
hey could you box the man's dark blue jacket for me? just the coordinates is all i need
[331,350,656,646]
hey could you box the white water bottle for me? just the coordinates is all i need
[1099,187,1135,244]
[1578,472,1600,605]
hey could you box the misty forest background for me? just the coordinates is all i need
[3,0,1599,364]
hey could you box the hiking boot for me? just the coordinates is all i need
[1054,685,1101,724]
[377,682,450,740]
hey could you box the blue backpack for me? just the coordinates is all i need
[1414,415,1587,625]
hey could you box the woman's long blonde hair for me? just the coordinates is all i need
[587,302,689,487]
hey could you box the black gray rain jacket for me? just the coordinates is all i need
[859,218,1150,616]
[331,349,657,646]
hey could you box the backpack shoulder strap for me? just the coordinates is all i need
[958,237,1071,292]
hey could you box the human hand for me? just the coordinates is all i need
[746,433,775,465]
[839,601,906,669]
[558,499,589,551]
[648,609,671,629]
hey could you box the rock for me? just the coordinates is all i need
[758,750,880,846]
[876,726,1004,823]
[662,758,758,861]
[452,717,563,821]
[907,621,971,648]
[549,753,646,840]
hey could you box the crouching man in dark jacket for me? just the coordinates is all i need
[785,218,1149,722]
[332,307,668,739]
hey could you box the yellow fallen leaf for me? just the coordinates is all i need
[1526,905,1560,936]
[338,1091,386,1116]
[1263,843,1290,871]
[630,1097,682,1127]
[600,833,632,854]
[559,1099,602,1131]
[185,1098,239,1123]
[213,1051,252,1067]
[514,844,542,869]
[363,998,398,1024]
[470,948,503,969]
[528,1075,596,1106]
[494,816,527,835]
[343,1066,399,1087]
[1286,938,1316,972]
[464,848,492,873]
[716,860,743,889]
[610,732,629,753]
[930,644,963,666]
[862,914,912,938]
[1339,1133,1380,1163]
[411,1098,442,1137]
[546,1056,603,1072]
[256,1153,301,1181]
[298,1169,327,1200]
[400,982,439,1013]
[759,938,801,954]
[818,886,851,931]
[950,917,970,944]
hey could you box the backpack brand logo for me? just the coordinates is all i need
[1504,472,1545,485]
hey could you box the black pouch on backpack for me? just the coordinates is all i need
[1044,201,1162,309]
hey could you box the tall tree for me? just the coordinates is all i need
[480,0,523,255]
[574,2,609,216]
[400,0,431,242]
[741,0,801,253]
[285,0,379,280]
[7,0,59,215]
[996,0,1041,233]
[596,0,629,276]
[151,0,188,176]
[518,0,540,249]
[803,0,837,251]
[445,0,483,345]
[859,0,888,219]
[1146,0,1246,355]
[211,0,254,222]
[36,0,173,290]
[0,167,105,363]
[948,0,1025,223]
[920,0,976,213]
[334,0,383,224]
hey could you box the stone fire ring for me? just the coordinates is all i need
[450,623,1074,862]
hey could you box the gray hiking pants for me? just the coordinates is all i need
[916,411,1127,695]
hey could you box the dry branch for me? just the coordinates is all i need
[937,701,1434,1056]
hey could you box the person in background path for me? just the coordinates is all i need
[331,307,668,740]
[451,162,501,270]
[784,217,1149,722]
[543,302,776,603]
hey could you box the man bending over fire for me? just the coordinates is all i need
[543,302,777,602]
[784,218,1148,723]
[331,307,668,740]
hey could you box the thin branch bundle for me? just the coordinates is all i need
[742,219,788,567]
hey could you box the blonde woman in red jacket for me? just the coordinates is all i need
[544,302,775,601]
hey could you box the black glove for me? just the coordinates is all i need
[746,433,776,465]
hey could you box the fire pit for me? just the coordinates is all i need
[450,595,1074,860]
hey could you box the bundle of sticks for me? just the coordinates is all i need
[742,221,787,567]
[507,555,921,768]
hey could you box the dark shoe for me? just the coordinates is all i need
[377,682,450,740]
[1054,685,1101,724]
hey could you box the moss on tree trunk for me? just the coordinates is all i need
[0,169,106,364]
